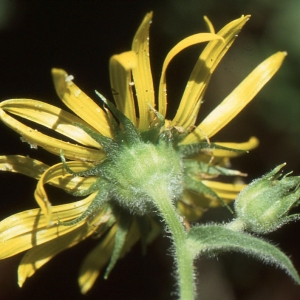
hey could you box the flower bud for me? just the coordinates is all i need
[234,163,300,234]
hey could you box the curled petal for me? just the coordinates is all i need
[0,107,105,162]
[0,155,97,193]
[34,161,96,224]
[203,16,215,34]
[172,15,250,129]
[0,99,101,149]
[184,52,287,143]
[18,206,112,287]
[0,193,97,259]
[158,33,223,118]
[52,68,112,137]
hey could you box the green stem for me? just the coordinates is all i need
[150,187,195,300]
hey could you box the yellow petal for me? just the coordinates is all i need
[0,155,48,180]
[202,180,246,201]
[18,226,90,287]
[0,107,104,162]
[212,136,259,157]
[79,224,117,294]
[0,192,97,259]
[34,161,95,224]
[119,218,140,256]
[18,206,112,287]
[203,16,215,34]
[0,99,101,149]
[158,33,223,118]
[178,191,206,222]
[0,155,97,193]
[184,51,287,143]
[79,218,140,293]
[131,12,155,131]
[109,51,137,125]
[177,201,204,222]
[51,68,112,137]
[171,15,250,129]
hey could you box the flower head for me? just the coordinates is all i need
[0,12,285,293]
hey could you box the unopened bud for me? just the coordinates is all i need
[234,163,300,234]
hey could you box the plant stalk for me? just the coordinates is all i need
[150,187,195,300]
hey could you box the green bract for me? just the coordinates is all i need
[59,92,235,223]
[233,163,300,233]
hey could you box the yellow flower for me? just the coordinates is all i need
[0,12,285,293]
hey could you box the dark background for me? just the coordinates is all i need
[1,1,300,299]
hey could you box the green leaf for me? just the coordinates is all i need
[187,225,300,284]
[136,216,161,255]
[136,216,152,255]
[104,213,132,279]
[184,173,233,213]
[184,160,246,177]
[177,142,247,157]
[95,90,141,144]
[140,108,165,144]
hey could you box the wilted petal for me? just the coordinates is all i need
[172,15,250,129]
[34,161,96,224]
[0,155,97,194]
[184,52,287,143]
[0,99,101,149]
[18,206,112,287]
[52,68,112,137]
[158,33,223,118]
[0,192,97,259]
[0,106,104,162]
[0,155,48,179]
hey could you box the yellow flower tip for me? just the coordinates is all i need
[274,51,287,64]
[51,68,69,85]
[110,51,137,71]
[203,16,215,34]
[51,68,67,77]
[18,277,25,288]
[248,136,260,149]
[79,271,100,294]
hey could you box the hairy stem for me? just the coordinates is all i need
[150,187,195,300]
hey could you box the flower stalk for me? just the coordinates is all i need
[148,186,195,300]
